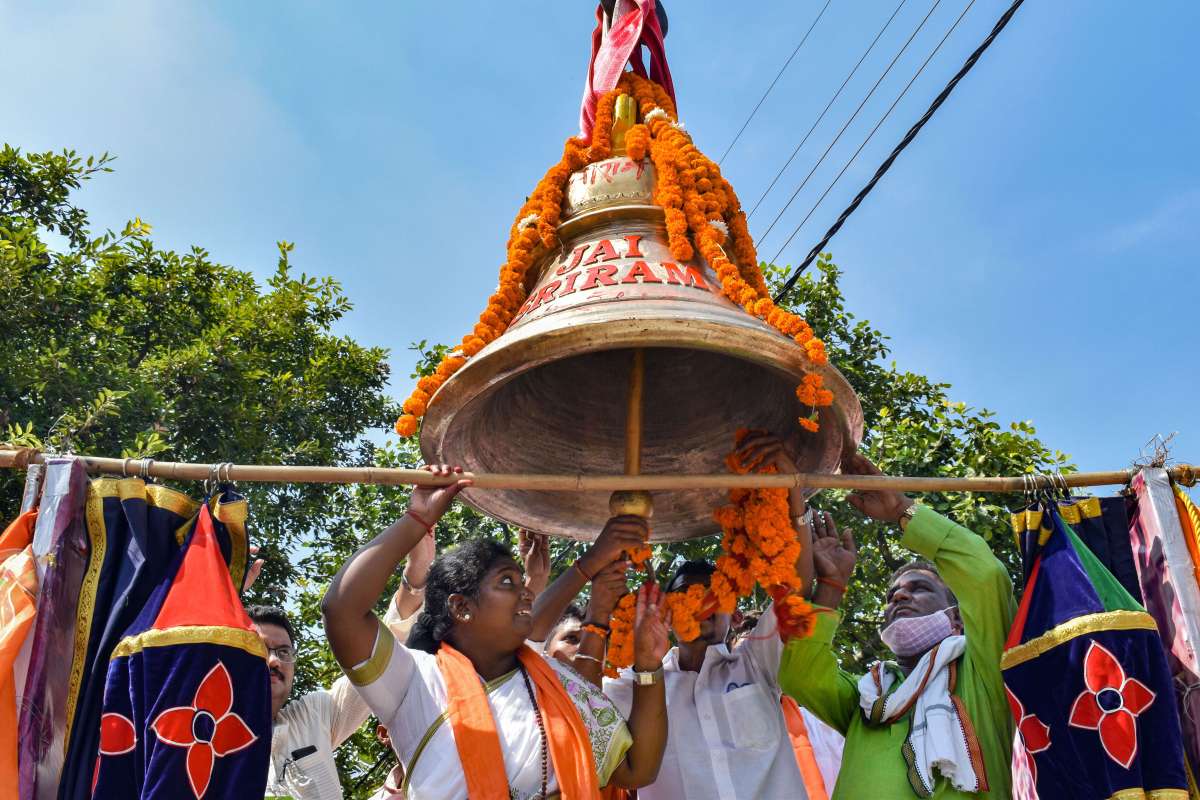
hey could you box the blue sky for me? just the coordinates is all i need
[4,0,1197,476]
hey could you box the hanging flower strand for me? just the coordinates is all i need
[396,72,833,437]
[667,429,817,644]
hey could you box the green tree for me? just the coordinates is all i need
[0,144,1070,797]
[0,144,400,603]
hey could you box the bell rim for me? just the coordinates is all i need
[419,312,864,541]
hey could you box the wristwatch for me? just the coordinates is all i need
[897,503,918,530]
[633,666,663,686]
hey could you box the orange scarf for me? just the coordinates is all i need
[0,510,38,799]
[436,642,602,800]
[1173,486,1200,588]
[781,695,830,800]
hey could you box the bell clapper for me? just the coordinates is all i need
[609,347,656,580]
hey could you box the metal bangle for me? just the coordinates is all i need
[574,653,603,664]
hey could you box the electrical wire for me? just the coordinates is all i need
[773,0,1026,301]
[747,0,910,221]
[768,0,977,266]
[754,0,945,244]
[717,0,833,166]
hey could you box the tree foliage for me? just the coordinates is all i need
[1,145,1070,797]
[0,145,399,604]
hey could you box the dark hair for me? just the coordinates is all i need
[667,560,715,593]
[406,538,515,654]
[555,604,585,628]
[887,560,958,605]
[245,605,296,646]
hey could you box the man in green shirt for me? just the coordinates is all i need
[780,453,1016,798]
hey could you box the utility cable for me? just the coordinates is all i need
[747,0,909,221]
[773,0,1026,301]
[717,0,833,166]
[768,0,977,266]
[755,0,945,244]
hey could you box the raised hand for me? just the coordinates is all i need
[407,464,472,523]
[843,452,913,523]
[586,559,633,622]
[243,545,265,593]
[738,430,807,518]
[811,511,858,583]
[736,430,800,474]
[518,529,550,594]
[580,515,649,576]
[633,582,670,671]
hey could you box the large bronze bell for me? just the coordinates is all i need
[421,153,863,542]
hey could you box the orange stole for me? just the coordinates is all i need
[1173,486,1200,590]
[436,642,602,799]
[0,511,38,799]
[781,695,829,800]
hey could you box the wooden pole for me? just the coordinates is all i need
[624,348,645,476]
[1,448,1195,493]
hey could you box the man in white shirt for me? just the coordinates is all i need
[602,560,841,800]
[253,531,429,799]
[597,432,843,800]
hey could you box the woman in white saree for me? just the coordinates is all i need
[321,465,669,799]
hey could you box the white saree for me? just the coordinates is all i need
[348,621,631,799]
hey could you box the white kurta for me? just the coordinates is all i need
[604,603,843,800]
[349,622,631,800]
[264,604,418,799]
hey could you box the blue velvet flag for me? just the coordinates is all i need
[91,502,269,799]
[1003,503,1187,798]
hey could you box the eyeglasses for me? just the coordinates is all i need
[266,645,296,664]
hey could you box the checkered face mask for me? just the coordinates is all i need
[880,607,957,657]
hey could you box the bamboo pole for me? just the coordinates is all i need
[1,448,1195,493]
[624,348,645,476]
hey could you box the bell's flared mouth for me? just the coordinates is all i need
[422,330,861,541]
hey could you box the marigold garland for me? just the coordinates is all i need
[603,526,654,675]
[604,592,638,678]
[395,72,833,437]
[663,429,817,643]
[662,583,709,643]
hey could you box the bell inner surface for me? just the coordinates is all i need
[444,346,840,542]
[420,155,863,542]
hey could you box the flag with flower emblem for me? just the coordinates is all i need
[91,502,269,798]
[1002,503,1187,797]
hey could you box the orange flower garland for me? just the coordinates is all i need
[395,72,833,437]
[603,527,654,675]
[665,429,817,642]
[605,592,638,678]
[662,583,708,642]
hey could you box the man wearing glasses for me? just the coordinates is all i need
[247,530,434,798]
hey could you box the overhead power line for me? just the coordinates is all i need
[754,0,945,245]
[768,0,978,266]
[773,0,1027,302]
[717,0,833,166]
[747,0,910,221]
